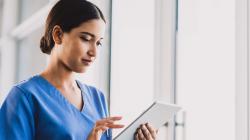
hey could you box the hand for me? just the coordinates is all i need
[88,116,124,140]
[134,123,158,140]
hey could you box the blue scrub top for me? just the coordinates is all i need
[0,75,112,140]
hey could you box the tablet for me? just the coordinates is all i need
[113,101,181,140]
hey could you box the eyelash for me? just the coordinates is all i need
[80,37,90,41]
[80,37,102,47]
[97,42,103,47]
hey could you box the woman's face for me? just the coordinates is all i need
[57,19,105,73]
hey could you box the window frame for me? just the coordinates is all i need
[235,0,248,139]
[0,0,19,105]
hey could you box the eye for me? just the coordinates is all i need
[80,36,91,42]
[97,41,103,47]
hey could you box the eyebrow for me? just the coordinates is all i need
[80,32,103,40]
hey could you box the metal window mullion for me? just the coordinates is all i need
[154,0,178,140]
[248,0,250,139]
[236,0,249,139]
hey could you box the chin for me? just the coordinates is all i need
[75,68,88,73]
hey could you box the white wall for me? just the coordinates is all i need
[177,0,235,140]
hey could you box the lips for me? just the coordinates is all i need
[81,59,92,65]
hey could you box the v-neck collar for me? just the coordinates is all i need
[36,75,86,113]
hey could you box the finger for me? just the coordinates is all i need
[105,116,123,121]
[95,121,124,130]
[94,126,109,133]
[146,123,157,139]
[96,119,114,126]
[135,133,139,140]
[96,116,123,125]
[106,123,125,129]
[141,124,153,140]
[138,129,145,140]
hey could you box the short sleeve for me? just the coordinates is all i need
[0,86,35,140]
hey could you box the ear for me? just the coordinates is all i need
[52,25,63,45]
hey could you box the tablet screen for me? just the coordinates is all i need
[113,101,181,140]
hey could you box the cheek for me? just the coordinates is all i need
[72,40,88,53]
[66,41,86,56]
[60,39,89,63]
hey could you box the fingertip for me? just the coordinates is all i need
[116,116,123,119]
[118,124,125,128]
[112,116,123,120]
[107,124,125,129]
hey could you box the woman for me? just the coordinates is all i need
[0,0,157,140]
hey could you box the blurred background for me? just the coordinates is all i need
[0,0,247,140]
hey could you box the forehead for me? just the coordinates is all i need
[70,19,106,39]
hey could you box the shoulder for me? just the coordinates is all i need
[1,77,38,113]
[4,75,41,105]
[15,75,39,91]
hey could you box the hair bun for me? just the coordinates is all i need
[40,36,51,54]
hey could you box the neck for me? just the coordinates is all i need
[40,55,77,89]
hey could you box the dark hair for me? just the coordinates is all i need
[40,0,106,54]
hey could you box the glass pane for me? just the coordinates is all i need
[0,0,3,91]
[18,0,49,23]
[176,0,235,140]
[0,51,1,91]
[0,0,3,37]
[17,28,47,81]
[110,0,155,137]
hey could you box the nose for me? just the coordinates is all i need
[87,43,97,59]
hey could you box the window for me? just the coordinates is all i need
[0,0,19,103]
[176,0,235,140]
[16,28,47,81]
[0,0,3,37]
[18,0,49,23]
[110,0,177,139]
[0,0,4,94]
[10,0,51,85]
